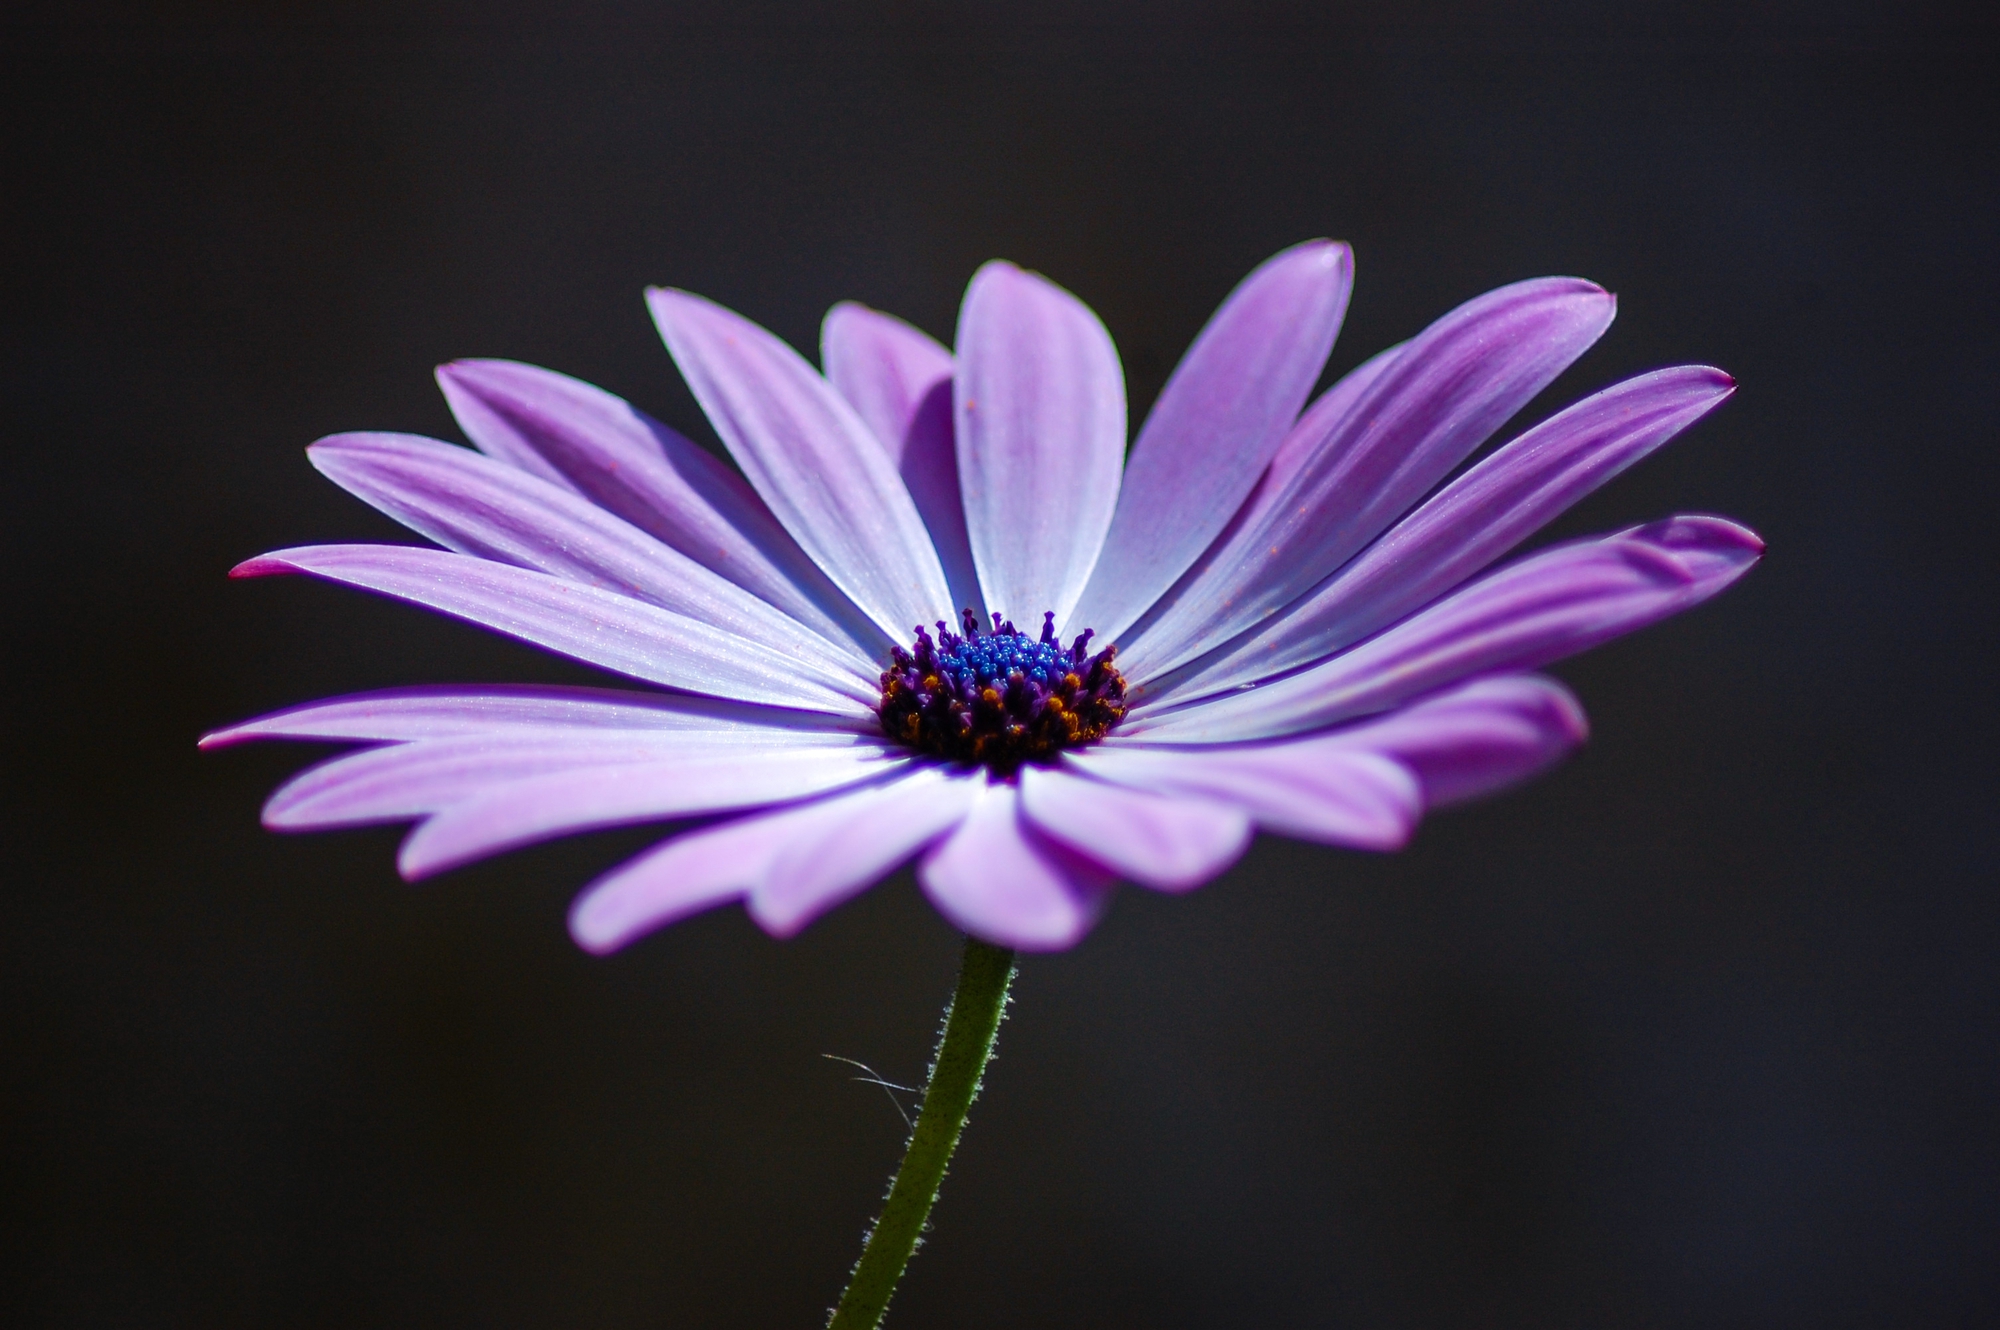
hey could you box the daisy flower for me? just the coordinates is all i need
[203,240,1761,954]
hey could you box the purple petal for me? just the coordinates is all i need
[1128,515,1763,743]
[1070,742,1421,850]
[1119,278,1618,682]
[1271,341,1409,479]
[918,778,1116,951]
[437,359,885,656]
[1104,338,1400,651]
[821,302,953,458]
[1151,366,1736,703]
[396,744,909,880]
[647,288,951,640]
[259,728,869,830]
[749,766,980,936]
[1018,767,1251,891]
[1066,241,1353,642]
[307,433,877,678]
[200,684,853,749]
[1318,674,1589,806]
[231,545,873,712]
[821,303,984,618]
[953,262,1126,626]
[567,787,884,955]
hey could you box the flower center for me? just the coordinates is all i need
[879,609,1127,774]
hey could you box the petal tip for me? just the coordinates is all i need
[1638,512,1763,551]
[1273,238,1354,291]
[1546,685,1591,745]
[974,917,1094,953]
[434,358,487,389]
[1545,275,1614,302]
[1373,825,1416,853]
[647,287,750,347]
[1563,279,1617,322]
[1291,236,1352,270]
[1687,514,1766,557]
[1672,364,1736,396]
[394,840,440,883]
[642,285,688,322]
[745,899,811,940]
[567,902,632,956]
[1629,515,1766,589]
[302,433,367,467]
[228,554,290,579]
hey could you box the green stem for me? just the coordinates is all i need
[827,937,1016,1330]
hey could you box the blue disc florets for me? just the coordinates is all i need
[879,609,1127,773]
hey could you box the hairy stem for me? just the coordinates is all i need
[827,937,1016,1330]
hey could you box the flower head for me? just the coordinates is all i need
[204,240,1761,951]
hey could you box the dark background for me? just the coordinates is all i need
[5,5,1995,1327]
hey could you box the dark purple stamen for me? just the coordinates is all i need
[878,609,1127,774]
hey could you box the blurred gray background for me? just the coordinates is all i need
[4,5,1995,1326]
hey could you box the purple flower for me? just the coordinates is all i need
[204,241,1761,952]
